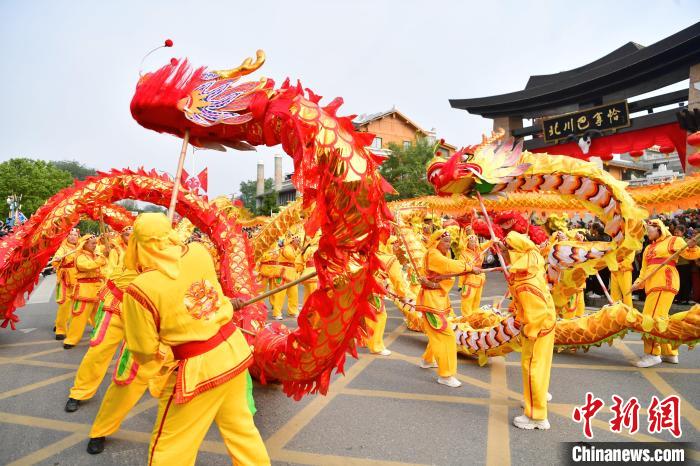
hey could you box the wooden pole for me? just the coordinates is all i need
[595,272,614,304]
[475,192,510,279]
[241,271,317,307]
[168,130,190,222]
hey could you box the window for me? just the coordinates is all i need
[403,141,411,149]
[372,137,382,149]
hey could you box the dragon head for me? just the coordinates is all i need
[427,129,531,196]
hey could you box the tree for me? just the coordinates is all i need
[0,158,73,219]
[50,160,97,181]
[379,138,435,201]
[238,178,274,215]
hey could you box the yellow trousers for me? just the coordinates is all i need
[642,291,678,356]
[149,370,269,466]
[89,358,163,438]
[422,317,457,378]
[365,309,387,353]
[560,290,585,319]
[302,282,318,306]
[65,301,99,346]
[460,285,483,316]
[521,329,555,420]
[69,312,123,400]
[270,280,298,318]
[610,270,633,307]
[54,299,73,336]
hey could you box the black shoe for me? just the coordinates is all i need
[55,334,66,341]
[65,398,80,412]
[53,326,56,332]
[87,437,105,454]
[63,343,75,349]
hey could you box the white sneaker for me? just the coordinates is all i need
[635,354,662,368]
[437,376,462,388]
[661,355,679,364]
[521,392,552,408]
[419,359,438,369]
[513,415,550,430]
[373,349,392,356]
[274,316,283,321]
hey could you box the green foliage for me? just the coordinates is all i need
[76,219,100,235]
[239,178,275,215]
[0,158,74,219]
[379,139,435,201]
[50,160,97,181]
[258,190,279,216]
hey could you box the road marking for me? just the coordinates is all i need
[486,357,510,466]
[616,341,700,432]
[6,432,86,466]
[265,324,406,457]
[19,328,36,334]
[27,275,56,305]
[0,372,75,401]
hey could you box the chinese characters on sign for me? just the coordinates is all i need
[542,101,630,142]
[572,392,682,439]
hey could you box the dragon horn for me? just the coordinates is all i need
[214,49,266,79]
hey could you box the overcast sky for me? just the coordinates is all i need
[1,1,699,197]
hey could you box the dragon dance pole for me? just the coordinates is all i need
[168,129,190,222]
[595,272,614,305]
[625,232,700,297]
[241,271,318,307]
[475,192,510,279]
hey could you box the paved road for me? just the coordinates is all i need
[0,276,698,465]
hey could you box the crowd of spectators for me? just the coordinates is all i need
[574,210,700,305]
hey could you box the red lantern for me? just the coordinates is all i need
[688,152,700,167]
[687,131,700,147]
[658,145,675,154]
[629,150,644,158]
[598,152,613,162]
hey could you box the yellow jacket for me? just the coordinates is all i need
[52,242,78,289]
[301,244,318,285]
[278,244,300,282]
[258,248,282,279]
[73,250,107,302]
[506,233,556,340]
[378,254,412,300]
[637,236,700,294]
[417,248,470,313]
[458,240,492,290]
[122,242,252,404]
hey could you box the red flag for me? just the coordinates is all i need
[180,168,190,187]
[197,168,208,193]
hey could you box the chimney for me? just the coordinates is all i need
[274,155,283,192]
[256,160,265,196]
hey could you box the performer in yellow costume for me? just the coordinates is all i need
[631,219,700,368]
[458,234,491,316]
[64,235,107,349]
[417,229,480,388]
[502,232,556,430]
[270,234,301,319]
[258,245,282,313]
[52,227,79,340]
[65,227,132,411]
[301,237,319,306]
[610,250,635,307]
[121,213,269,466]
[548,231,586,319]
[364,237,414,356]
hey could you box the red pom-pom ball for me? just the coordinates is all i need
[164,39,173,47]
[170,58,178,66]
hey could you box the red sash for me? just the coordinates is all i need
[171,319,238,360]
